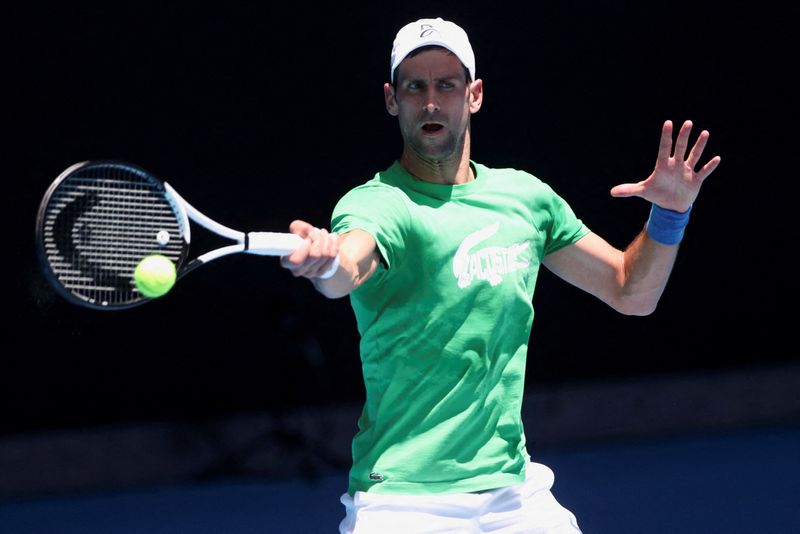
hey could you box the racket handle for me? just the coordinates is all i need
[247,232,304,256]
[247,231,340,279]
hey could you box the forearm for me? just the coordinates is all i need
[616,228,680,315]
[311,229,380,299]
[615,203,692,313]
[311,251,377,299]
[543,203,691,315]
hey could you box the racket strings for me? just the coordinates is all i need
[41,163,185,307]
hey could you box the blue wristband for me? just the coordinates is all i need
[646,204,692,245]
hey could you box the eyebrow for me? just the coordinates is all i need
[401,74,463,84]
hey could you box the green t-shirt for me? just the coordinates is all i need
[331,160,589,495]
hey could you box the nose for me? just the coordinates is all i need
[423,89,440,112]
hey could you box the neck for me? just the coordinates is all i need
[400,130,474,185]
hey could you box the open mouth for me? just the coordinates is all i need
[422,123,444,134]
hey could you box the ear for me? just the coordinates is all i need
[384,83,399,116]
[468,79,483,114]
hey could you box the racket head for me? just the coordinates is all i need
[35,161,190,310]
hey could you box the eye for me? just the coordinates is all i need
[439,81,455,89]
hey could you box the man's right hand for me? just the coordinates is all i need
[280,220,340,280]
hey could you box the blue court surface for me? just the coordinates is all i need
[1,423,798,533]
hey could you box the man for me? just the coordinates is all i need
[282,17,720,533]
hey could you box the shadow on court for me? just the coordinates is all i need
[1,423,797,533]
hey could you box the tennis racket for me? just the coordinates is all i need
[35,160,338,310]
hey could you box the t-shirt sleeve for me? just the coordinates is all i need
[331,183,409,269]
[538,183,591,256]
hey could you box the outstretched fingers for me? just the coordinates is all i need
[686,129,710,170]
[696,155,722,182]
[683,124,722,182]
[613,120,721,204]
[671,120,694,161]
[656,120,675,164]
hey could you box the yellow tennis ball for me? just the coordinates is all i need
[134,254,176,298]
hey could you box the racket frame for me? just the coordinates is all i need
[36,160,336,310]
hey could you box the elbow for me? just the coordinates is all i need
[616,303,657,317]
[604,277,665,316]
[608,294,659,316]
[312,265,372,300]
[311,278,351,300]
[319,288,351,300]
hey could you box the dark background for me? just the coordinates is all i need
[7,2,796,435]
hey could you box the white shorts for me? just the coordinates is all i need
[339,462,582,534]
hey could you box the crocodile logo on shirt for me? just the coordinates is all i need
[452,222,530,288]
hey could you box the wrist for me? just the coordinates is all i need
[646,204,692,245]
[316,256,340,279]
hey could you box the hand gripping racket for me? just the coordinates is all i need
[35,161,338,310]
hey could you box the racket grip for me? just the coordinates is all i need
[246,232,304,256]
[247,232,339,279]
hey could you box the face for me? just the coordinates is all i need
[384,49,483,163]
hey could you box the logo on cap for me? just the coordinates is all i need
[419,24,438,38]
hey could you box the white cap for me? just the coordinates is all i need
[390,18,475,83]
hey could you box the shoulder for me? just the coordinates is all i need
[336,177,408,212]
[474,162,559,198]
[332,166,412,226]
[340,163,410,199]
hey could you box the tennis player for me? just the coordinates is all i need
[281,17,720,533]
